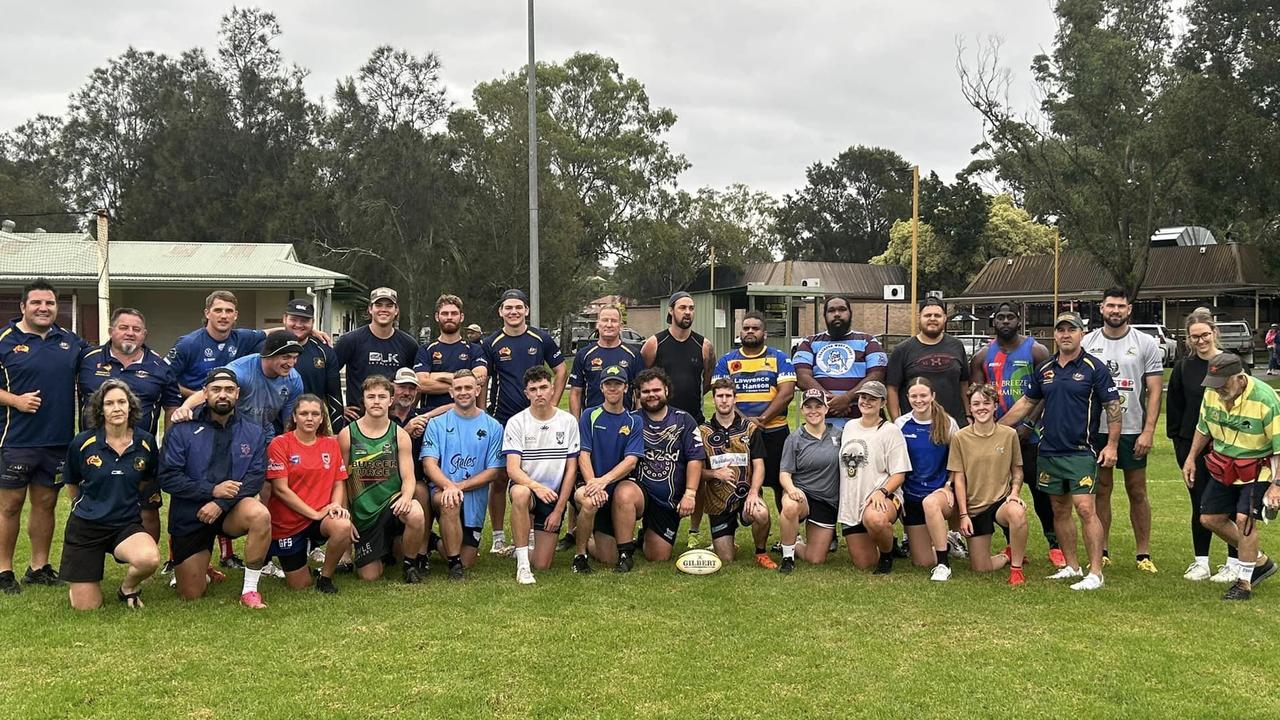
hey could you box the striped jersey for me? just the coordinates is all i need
[1197,375,1280,460]
[792,331,887,419]
[713,346,796,430]
[502,407,580,490]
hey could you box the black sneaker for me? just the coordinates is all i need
[779,557,795,574]
[556,533,576,552]
[447,563,465,581]
[874,554,894,575]
[160,560,174,576]
[614,552,634,574]
[220,554,246,570]
[892,538,909,559]
[23,564,63,586]
[770,541,783,554]
[403,563,424,584]
[1251,557,1277,587]
[315,575,338,594]
[572,554,593,574]
[415,554,431,574]
[336,561,354,574]
[0,570,20,594]
[828,537,838,553]
[1223,580,1252,601]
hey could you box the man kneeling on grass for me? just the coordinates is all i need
[698,378,775,568]
[160,368,272,609]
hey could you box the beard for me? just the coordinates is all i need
[826,317,850,337]
[994,325,1019,341]
[210,398,236,415]
[919,325,943,339]
[674,316,693,330]
[740,335,763,350]
[641,396,667,413]
[1104,314,1128,329]
[440,320,460,334]
[117,341,139,355]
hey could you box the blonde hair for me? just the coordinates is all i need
[905,377,953,445]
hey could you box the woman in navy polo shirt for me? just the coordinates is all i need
[59,380,161,609]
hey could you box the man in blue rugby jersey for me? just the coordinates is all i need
[165,291,267,398]
[415,294,488,414]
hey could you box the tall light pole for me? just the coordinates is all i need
[910,165,920,336]
[526,0,540,327]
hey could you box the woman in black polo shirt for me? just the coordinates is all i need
[60,379,161,609]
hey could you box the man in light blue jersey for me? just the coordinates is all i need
[172,331,304,438]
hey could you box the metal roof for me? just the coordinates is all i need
[685,261,908,299]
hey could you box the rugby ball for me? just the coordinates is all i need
[675,549,722,576]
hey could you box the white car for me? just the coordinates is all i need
[1132,324,1177,365]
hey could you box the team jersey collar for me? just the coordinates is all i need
[737,345,769,359]
[707,410,747,432]
[7,317,68,341]
[1054,350,1087,369]
[100,341,157,369]
[88,426,147,456]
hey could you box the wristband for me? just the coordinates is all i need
[960,513,970,518]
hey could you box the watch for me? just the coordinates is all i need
[878,487,893,500]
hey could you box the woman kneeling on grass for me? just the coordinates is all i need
[777,389,844,573]
[894,378,961,580]
[949,384,1028,585]
[838,381,910,573]
[266,395,355,594]
[60,380,161,610]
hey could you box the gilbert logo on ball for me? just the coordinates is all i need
[675,549,722,575]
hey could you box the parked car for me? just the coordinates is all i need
[573,328,645,353]
[1131,324,1178,365]
[1216,321,1256,369]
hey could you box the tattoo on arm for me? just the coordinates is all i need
[1105,399,1122,425]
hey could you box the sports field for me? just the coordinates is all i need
[2,405,1276,719]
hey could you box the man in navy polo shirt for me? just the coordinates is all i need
[282,299,342,428]
[0,279,86,593]
[569,304,640,417]
[414,294,488,413]
[77,307,181,540]
[165,290,267,397]
[1000,311,1121,591]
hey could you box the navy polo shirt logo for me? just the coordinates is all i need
[314,357,325,368]
[86,454,102,468]
[133,457,147,471]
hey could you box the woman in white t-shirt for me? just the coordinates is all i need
[838,381,911,573]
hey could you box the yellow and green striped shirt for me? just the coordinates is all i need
[1196,376,1280,459]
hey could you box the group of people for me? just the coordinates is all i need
[2,278,1279,611]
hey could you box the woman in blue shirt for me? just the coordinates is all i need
[893,377,959,579]
[60,379,161,609]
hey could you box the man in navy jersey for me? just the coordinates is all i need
[77,307,180,540]
[165,291,267,397]
[630,367,706,563]
[282,299,343,428]
[0,279,86,594]
[414,294,488,412]
[569,305,640,417]
[335,287,421,420]
[478,288,566,556]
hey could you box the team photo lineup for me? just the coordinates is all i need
[3,278,1278,610]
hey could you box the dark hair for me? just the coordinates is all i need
[110,307,146,327]
[87,379,142,430]
[21,279,56,304]
[822,295,850,313]
[710,377,736,394]
[634,367,670,391]
[286,394,332,436]
[1102,287,1129,303]
[742,310,766,326]
[523,365,554,387]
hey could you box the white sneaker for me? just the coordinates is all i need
[309,547,326,565]
[491,538,514,557]
[169,575,177,588]
[947,530,968,559]
[929,564,952,582]
[1070,573,1104,590]
[260,561,285,579]
[1046,566,1084,580]
[1183,562,1211,581]
[515,566,537,585]
[1209,564,1239,583]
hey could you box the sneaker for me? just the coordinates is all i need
[239,590,267,609]
[1047,566,1084,580]
[572,554,593,574]
[556,533,576,552]
[160,560,174,576]
[1048,547,1067,568]
[403,564,424,584]
[206,566,226,583]
[1070,573,1104,591]
[892,537,910,559]
[1136,558,1158,574]
[874,555,894,575]
[1183,562,1211,581]
[1222,580,1252,601]
[755,553,779,570]
[315,576,338,594]
[336,561,355,574]
[929,564,952,582]
[220,554,246,570]
[516,566,537,585]
[1009,567,1026,586]
[770,541,783,554]
[828,537,838,553]
[309,547,326,565]
[490,538,513,557]
[1251,557,1277,587]
[0,570,20,595]
[779,557,796,574]
[1210,564,1239,583]
[415,555,431,574]
[686,530,705,549]
[260,561,285,579]
[946,531,968,559]
[168,575,177,588]
[614,552,634,574]
[22,564,63,586]
[448,563,465,581]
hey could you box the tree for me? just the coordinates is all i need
[775,146,913,263]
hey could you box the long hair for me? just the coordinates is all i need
[1184,310,1220,354]
[904,377,953,445]
[86,379,142,430]
[285,394,332,436]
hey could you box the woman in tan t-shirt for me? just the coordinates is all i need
[948,384,1028,586]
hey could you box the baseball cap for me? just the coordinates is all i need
[261,330,304,358]
[1202,352,1244,388]
[668,291,692,307]
[204,367,239,387]
[369,287,398,304]
[600,365,628,385]
[855,380,888,400]
[393,367,420,386]
[283,299,313,318]
[1054,311,1085,330]
[465,323,482,334]
[500,289,530,305]
[801,388,828,406]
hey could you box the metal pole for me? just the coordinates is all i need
[709,245,715,291]
[527,0,540,327]
[1053,228,1060,352]
[910,165,919,336]
[95,209,110,340]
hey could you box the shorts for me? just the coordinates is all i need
[968,498,1007,538]
[1036,454,1099,496]
[801,493,838,530]
[643,501,683,546]
[1201,481,1267,518]
[761,427,789,496]
[463,526,482,549]
[709,502,753,540]
[521,489,562,535]
[59,515,147,583]
[0,446,65,490]
[353,506,407,568]
[902,497,927,527]
[1092,434,1147,470]
[170,512,237,566]
[572,481,621,537]
[840,496,900,537]
[270,520,330,573]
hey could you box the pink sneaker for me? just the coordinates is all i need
[1048,548,1067,568]
[1009,567,1026,586]
[240,591,267,609]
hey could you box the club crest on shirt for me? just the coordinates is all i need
[619,424,631,436]
[204,348,215,358]
[86,454,102,468]
[498,347,512,360]
[314,357,325,368]
[13,344,28,353]
[556,431,566,444]
[240,444,252,457]
[133,456,147,471]
[433,351,443,361]
[136,370,148,378]
[289,454,302,465]
[591,357,603,367]
[59,341,70,350]
[321,452,331,469]
[1072,372,1085,381]
[527,347,538,355]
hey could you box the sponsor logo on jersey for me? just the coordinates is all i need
[86,454,102,468]
[241,444,253,457]
[289,454,302,465]
[13,344,28,353]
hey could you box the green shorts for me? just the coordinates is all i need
[1037,454,1099,496]
[1091,433,1147,470]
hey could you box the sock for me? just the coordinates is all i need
[1049,540,1061,550]
[428,532,440,554]
[1227,556,1241,570]
[447,554,462,568]
[1102,548,1110,559]
[514,546,530,570]
[416,553,431,569]
[1195,555,1210,569]
[935,548,949,568]
[1137,553,1150,562]
[689,526,700,535]
[564,532,576,543]
[1238,561,1255,580]
[1011,564,1022,571]
[492,530,506,544]
[755,546,766,556]
[241,567,261,595]
[618,541,636,557]
[781,544,795,560]
[219,536,235,561]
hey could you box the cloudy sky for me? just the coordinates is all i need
[0,1,1058,197]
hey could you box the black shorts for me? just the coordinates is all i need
[801,492,838,529]
[59,514,147,583]
[0,446,65,490]
[572,481,622,537]
[968,499,1007,538]
[761,427,789,494]
[353,506,406,568]
[528,492,562,535]
[270,520,330,573]
[170,512,238,566]
[1201,481,1267,518]
[463,526,482,549]
[840,497,901,536]
[709,503,753,540]
[902,497,927,527]
[643,501,682,546]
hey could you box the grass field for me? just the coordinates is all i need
[3,398,1279,719]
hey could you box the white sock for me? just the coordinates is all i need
[781,544,795,560]
[492,530,506,544]
[514,546,530,570]
[1238,561,1255,579]
[242,567,262,595]
[1195,556,1210,570]
[1227,556,1241,570]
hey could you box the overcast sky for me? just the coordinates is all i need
[0,1,1058,197]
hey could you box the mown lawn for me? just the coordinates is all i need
[1,403,1276,719]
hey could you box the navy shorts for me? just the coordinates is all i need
[270,520,330,573]
[59,514,147,583]
[643,501,682,546]
[0,446,65,489]
[572,481,622,537]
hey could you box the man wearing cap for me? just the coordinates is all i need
[160,367,272,608]
[1184,352,1280,600]
[335,287,421,420]
[283,298,343,428]
[1000,311,1121,591]
[414,294,488,414]
[477,288,567,556]
[465,324,484,344]
[794,296,888,430]
[886,298,968,423]
[77,307,181,541]
[970,302,1061,566]
[165,290,267,398]
[172,330,304,439]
